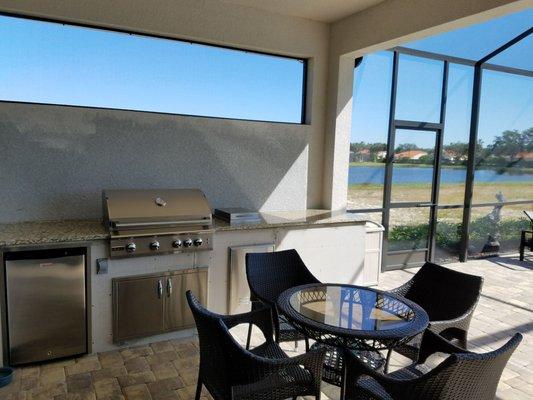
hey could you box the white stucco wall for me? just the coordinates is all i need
[0,103,312,222]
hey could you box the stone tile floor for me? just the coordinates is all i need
[1,253,531,399]
[379,254,533,400]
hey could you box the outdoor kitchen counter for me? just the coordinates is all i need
[213,209,367,231]
[0,210,367,247]
[0,219,107,247]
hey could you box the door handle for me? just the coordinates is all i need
[157,279,163,298]
[167,278,173,297]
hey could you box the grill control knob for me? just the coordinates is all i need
[149,241,160,251]
[125,243,136,253]
[193,238,203,247]
[172,239,182,248]
[183,239,193,248]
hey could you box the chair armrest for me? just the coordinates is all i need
[221,306,274,341]
[428,300,477,335]
[418,330,470,364]
[346,350,418,398]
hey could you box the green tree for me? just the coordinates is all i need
[395,143,419,152]
[490,130,525,159]
[444,141,469,158]
[350,142,367,153]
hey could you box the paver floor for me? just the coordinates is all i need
[2,254,531,399]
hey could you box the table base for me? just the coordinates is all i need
[310,343,386,387]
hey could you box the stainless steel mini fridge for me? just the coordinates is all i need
[4,247,87,365]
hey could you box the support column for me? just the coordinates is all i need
[322,55,356,210]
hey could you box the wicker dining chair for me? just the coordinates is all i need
[388,262,483,361]
[186,290,326,400]
[245,249,320,350]
[345,329,522,400]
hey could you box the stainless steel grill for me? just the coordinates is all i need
[103,188,213,258]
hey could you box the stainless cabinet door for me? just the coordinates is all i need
[180,269,208,328]
[164,274,184,331]
[6,254,86,365]
[229,244,274,313]
[165,269,207,330]
[114,276,165,342]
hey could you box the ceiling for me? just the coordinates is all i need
[218,0,386,23]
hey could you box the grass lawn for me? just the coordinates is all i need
[348,181,532,224]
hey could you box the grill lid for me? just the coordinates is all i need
[103,189,212,231]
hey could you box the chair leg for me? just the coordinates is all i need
[520,231,525,261]
[295,340,299,349]
[384,348,392,374]
[305,337,310,352]
[195,378,203,400]
[457,330,468,349]
[246,323,253,350]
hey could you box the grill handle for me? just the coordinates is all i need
[112,219,211,230]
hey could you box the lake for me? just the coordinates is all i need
[348,166,533,185]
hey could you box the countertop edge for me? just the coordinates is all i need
[0,212,371,248]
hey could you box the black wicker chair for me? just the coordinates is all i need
[345,329,522,400]
[389,262,483,361]
[245,249,320,350]
[186,291,326,400]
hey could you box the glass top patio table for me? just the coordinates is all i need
[277,283,429,350]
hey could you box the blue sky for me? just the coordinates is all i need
[0,15,304,123]
[0,10,531,134]
[352,9,532,146]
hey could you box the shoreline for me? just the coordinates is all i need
[349,161,533,173]
[348,181,532,188]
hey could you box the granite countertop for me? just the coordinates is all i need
[0,210,368,247]
[0,219,108,247]
[214,209,367,231]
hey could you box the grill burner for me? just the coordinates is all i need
[102,189,213,258]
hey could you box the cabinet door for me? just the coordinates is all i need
[165,269,207,330]
[164,274,184,331]
[229,244,274,314]
[114,276,165,342]
[181,269,208,327]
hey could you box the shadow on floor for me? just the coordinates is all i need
[483,254,533,271]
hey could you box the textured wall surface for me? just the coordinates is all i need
[0,102,310,223]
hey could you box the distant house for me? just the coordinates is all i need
[351,148,371,162]
[375,150,387,160]
[442,150,467,162]
[395,150,428,160]
[515,151,533,161]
